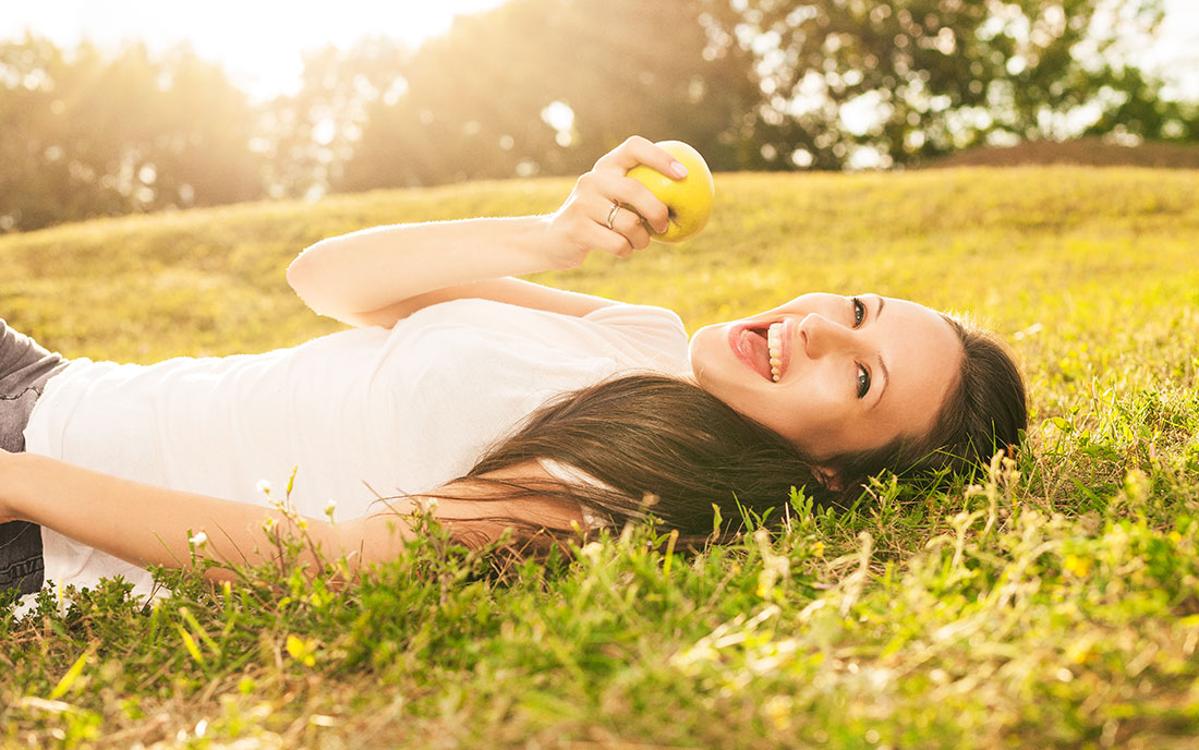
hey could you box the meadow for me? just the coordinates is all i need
[2,165,1198,748]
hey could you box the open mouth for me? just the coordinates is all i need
[729,321,783,382]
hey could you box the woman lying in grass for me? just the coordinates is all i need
[0,135,1027,604]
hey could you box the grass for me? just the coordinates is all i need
[2,166,1198,748]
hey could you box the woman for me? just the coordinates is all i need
[0,135,1027,606]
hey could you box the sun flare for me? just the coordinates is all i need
[0,0,508,102]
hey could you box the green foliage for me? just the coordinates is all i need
[4,0,1193,233]
[336,0,762,194]
[2,165,1198,747]
[0,34,263,232]
[744,0,1187,168]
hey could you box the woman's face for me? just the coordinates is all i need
[686,292,964,470]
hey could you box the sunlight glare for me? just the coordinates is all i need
[0,0,509,103]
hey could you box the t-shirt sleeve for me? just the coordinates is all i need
[582,303,690,375]
[537,456,618,531]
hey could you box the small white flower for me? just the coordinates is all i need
[414,497,439,514]
[579,541,604,564]
[188,531,208,547]
[256,479,272,497]
[323,499,337,519]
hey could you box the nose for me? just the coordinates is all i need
[797,313,853,360]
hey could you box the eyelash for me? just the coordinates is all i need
[851,297,871,398]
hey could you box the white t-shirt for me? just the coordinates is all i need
[19,298,691,610]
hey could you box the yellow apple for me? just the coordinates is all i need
[625,139,715,243]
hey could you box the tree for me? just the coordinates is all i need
[336,0,767,192]
[0,33,262,232]
[4,0,1192,233]
[730,0,1173,169]
[1081,64,1199,142]
[255,36,414,201]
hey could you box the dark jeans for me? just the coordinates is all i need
[1,318,71,595]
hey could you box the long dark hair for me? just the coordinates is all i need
[379,312,1028,573]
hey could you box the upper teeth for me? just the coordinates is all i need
[767,322,783,382]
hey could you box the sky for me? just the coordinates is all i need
[0,0,1195,104]
[0,0,510,104]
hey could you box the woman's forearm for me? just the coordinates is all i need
[286,214,562,320]
[6,452,370,585]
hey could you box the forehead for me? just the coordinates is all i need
[880,297,963,434]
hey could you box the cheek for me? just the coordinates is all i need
[781,376,849,440]
[798,365,848,413]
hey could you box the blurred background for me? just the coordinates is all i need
[1,0,1195,234]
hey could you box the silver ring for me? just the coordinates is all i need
[606,200,621,230]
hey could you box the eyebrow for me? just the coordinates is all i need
[870,295,889,411]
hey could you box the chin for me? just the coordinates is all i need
[687,342,737,404]
[687,326,721,385]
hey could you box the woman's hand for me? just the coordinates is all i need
[542,135,686,269]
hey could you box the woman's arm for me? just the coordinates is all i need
[1,451,412,586]
[0,451,584,588]
[287,215,560,325]
[285,135,681,326]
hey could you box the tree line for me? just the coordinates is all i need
[1,0,1193,233]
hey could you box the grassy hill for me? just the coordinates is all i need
[2,166,1198,748]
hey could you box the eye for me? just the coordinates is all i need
[856,364,871,399]
[852,297,866,328]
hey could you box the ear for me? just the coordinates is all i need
[811,465,845,493]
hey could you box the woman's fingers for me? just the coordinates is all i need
[586,199,647,258]
[593,134,686,185]
[609,203,652,253]
[590,170,670,235]
[583,188,652,254]
[546,135,682,265]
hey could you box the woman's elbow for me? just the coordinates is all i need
[285,243,319,292]
[286,245,331,314]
